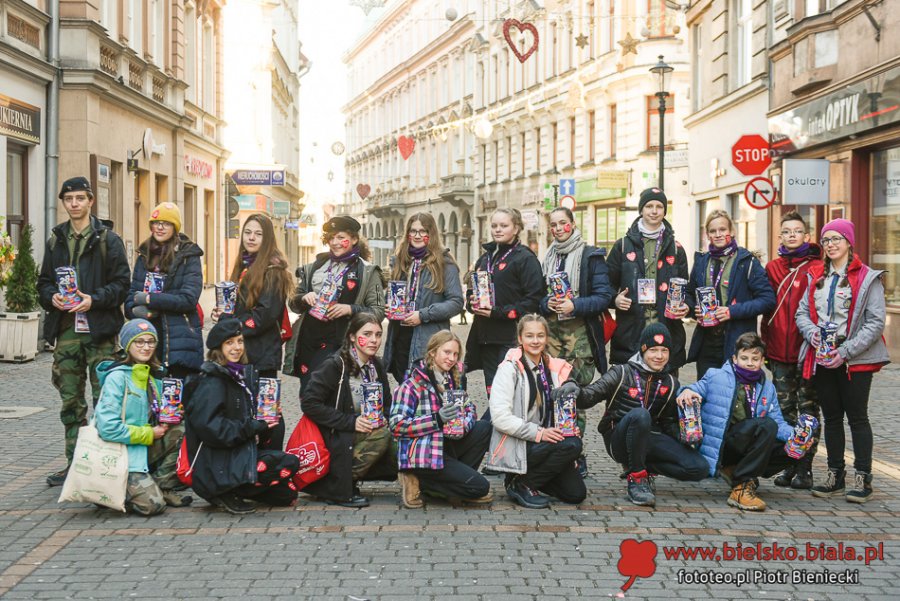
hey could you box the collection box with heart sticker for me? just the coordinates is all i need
[471,271,494,310]
[664,277,689,319]
[256,378,282,424]
[696,286,720,327]
[554,391,578,437]
[361,382,387,428]
[386,280,413,320]
[678,399,703,445]
[308,278,341,321]
[548,272,575,320]
[55,266,82,309]
[159,378,184,424]
[442,389,467,438]
[215,281,237,314]
[143,272,166,293]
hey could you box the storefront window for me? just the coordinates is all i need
[729,193,759,253]
[594,206,637,252]
[5,143,27,246]
[871,147,900,307]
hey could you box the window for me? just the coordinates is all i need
[609,104,617,158]
[551,23,558,76]
[692,23,703,111]
[128,0,143,53]
[535,127,541,173]
[202,20,214,113]
[646,0,669,37]
[493,141,499,182]
[814,30,837,68]
[729,193,758,252]
[697,199,709,249]
[646,95,675,150]
[569,117,576,165]
[552,122,558,170]
[872,147,900,307]
[607,0,617,53]
[185,3,197,102]
[5,143,27,247]
[481,144,487,183]
[587,110,595,162]
[587,1,596,58]
[595,207,637,252]
[734,0,753,88]
[506,136,512,180]
[520,133,526,176]
[100,0,118,39]
[150,0,165,65]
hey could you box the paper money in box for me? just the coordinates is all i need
[554,392,578,437]
[470,271,494,310]
[386,280,414,320]
[442,389,467,438]
[215,281,237,314]
[159,378,184,424]
[361,382,386,428]
[548,272,575,321]
[256,378,282,424]
[144,272,166,293]
[55,266,82,309]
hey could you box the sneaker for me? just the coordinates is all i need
[46,467,69,487]
[575,455,589,479]
[506,477,550,509]
[162,490,193,507]
[845,471,873,504]
[325,495,370,508]
[811,469,845,498]
[728,482,767,511]
[398,472,423,509]
[773,466,795,488]
[626,470,656,507]
[211,493,256,515]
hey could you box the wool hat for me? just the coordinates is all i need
[821,218,854,248]
[639,322,672,353]
[638,187,667,215]
[207,318,243,350]
[119,319,158,351]
[150,202,183,233]
[323,215,361,235]
[58,176,94,200]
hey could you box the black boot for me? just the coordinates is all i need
[811,468,845,498]
[791,455,814,490]
[773,465,795,488]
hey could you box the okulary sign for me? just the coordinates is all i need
[781,159,830,205]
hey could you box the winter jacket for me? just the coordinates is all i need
[681,361,792,477]
[37,216,130,344]
[390,360,478,470]
[760,245,823,364]
[95,360,165,474]
[124,234,204,371]
[606,219,690,367]
[539,245,614,373]
[686,247,776,364]
[466,241,544,352]
[283,255,386,375]
[577,353,679,439]
[183,361,269,500]
[299,353,394,501]
[485,347,573,474]
[383,251,464,376]
[795,255,890,379]
[233,265,289,373]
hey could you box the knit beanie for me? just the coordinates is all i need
[639,322,672,354]
[820,218,854,248]
[207,318,243,350]
[638,187,667,215]
[150,202,183,233]
[119,319,158,352]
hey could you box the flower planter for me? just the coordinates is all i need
[0,311,41,362]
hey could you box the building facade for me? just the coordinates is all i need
[767,0,899,361]
[222,0,307,271]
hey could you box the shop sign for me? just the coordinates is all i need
[0,93,40,144]
[273,200,291,217]
[521,210,539,230]
[781,159,830,205]
[769,65,900,155]
[231,169,286,186]
[664,149,689,169]
[597,169,630,190]
[184,155,213,179]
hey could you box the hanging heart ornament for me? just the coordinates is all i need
[356,184,371,199]
[398,135,415,160]
[503,19,539,64]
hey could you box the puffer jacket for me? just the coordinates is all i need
[539,245,614,373]
[760,245,823,364]
[94,360,164,474]
[485,348,573,474]
[383,251,464,376]
[795,255,890,379]
[124,234,204,370]
[390,360,478,470]
[681,361,792,477]
[686,247,776,364]
[606,219,690,367]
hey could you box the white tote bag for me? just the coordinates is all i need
[58,390,129,512]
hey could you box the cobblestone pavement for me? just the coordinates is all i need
[0,320,897,600]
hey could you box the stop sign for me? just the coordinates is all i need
[731,135,772,176]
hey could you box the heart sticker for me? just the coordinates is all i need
[300,364,309,374]
[347,280,357,290]
[666,256,675,265]
[563,224,572,233]
[659,283,668,292]
[257,461,267,473]
[398,135,415,160]
[659,386,669,395]
[658,260,663,269]
[498,262,507,270]
[245,318,256,328]
[503,19,539,63]
[628,387,639,398]
[356,184,371,199]
[653,334,665,344]
[507,310,518,319]
[626,252,637,262]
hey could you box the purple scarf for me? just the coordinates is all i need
[225,361,245,382]
[241,252,257,269]
[408,245,428,260]
[778,242,812,258]
[708,239,738,258]
[330,246,360,263]
[733,363,763,385]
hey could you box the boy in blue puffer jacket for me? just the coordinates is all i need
[678,333,798,512]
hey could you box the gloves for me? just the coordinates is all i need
[134,292,150,306]
[435,403,459,427]
[132,305,152,319]
[551,381,581,404]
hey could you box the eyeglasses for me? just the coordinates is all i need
[780,229,805,236]
[821,236,846,247]
[408,229,429,238]
[131,339,157,349]
[151,221,174,230]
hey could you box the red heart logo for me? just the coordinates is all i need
[288,482,297,491]
[657,260,663,269]
[498,262,507,270]
[280,468,291,478]
[270,480,279,486]
[666,256,675,265]
[398,135,415,160]
[245,318,256,328]
[347,280,357,290]
[659,283,668,292]
[618,539,658,593]
[503,19,539,64]
[507,310,517,319]
[626,252,636,262]
[659,386,669,395]
[257,461,267,473]
[793,280,800,287]
[300,364,309,374]
[151,209,160,219]
[654,334,664,344]
[628,387,638,398]
[356,184,371,199]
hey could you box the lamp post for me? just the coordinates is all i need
[650,55,673,190]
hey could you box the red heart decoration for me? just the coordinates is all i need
[257,461,267,473]
[347,280,357,290]
[245,318,256,329]
[398,135,415,160]
[507,310,518,319]
[666,256,675,265]
[503,19,539,64]
[659,282,668,292]
[356,184,371,199]
[628,387,639,398]
[659,386,669,395]
[498,262,507,270]
[626,252,636,262]
[653,334,665,344]
[300,364,309,374]
[657,260,663,269]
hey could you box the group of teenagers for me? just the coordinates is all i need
[39,176,889,516]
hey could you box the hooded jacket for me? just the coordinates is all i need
[606,218,690,367]
[37,216,130,344]
[125,233,204,371]
[233,264,289,373]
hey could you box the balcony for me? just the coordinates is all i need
[367,193,406,218]
[439,173,475,207]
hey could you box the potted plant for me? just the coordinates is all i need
[0,223,41,361]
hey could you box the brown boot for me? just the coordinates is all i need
[462,492,494,505]
[728,481,767,512]
[398,472,423,509]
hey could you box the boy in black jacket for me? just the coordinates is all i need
[556,324,707,507]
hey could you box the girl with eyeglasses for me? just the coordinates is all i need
[125,202,204,381]
[383,213,464,383]
[796,219,890,503]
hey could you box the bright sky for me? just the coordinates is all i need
[297,1,389,212]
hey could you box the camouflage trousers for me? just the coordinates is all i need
[51,326,117,463]
[125,473,166,516]
[123,424,184,516]
[547,317,593,443]
[352,426,391,480]
[767,359,821,458]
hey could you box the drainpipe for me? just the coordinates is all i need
[45,0,60,239]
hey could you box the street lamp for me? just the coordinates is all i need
[650,55,673,190]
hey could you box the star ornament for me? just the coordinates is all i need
[618,32,639,56]
[575,33,589,49]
